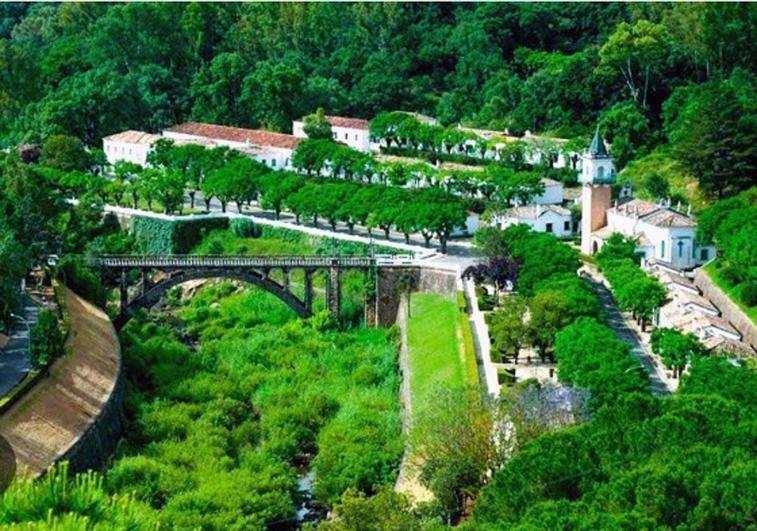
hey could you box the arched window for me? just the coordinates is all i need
[597,166,605,179]
[660,241,665,259]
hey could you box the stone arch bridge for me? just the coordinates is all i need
[89,255,419,329]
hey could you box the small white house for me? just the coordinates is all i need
[293,115,372,152]
[491,204,574,238]
[102,130,161,166]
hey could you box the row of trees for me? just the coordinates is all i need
[292,137,561,206]
[369,110,578,170]
[596,233,667,331]
[43,135,470,253]
[260,174,468,252]
[29,135,473,253]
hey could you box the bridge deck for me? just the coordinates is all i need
[89,254,393,268]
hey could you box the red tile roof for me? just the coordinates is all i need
[325,115,370,130]
[164,122,300,149]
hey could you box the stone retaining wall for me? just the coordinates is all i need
[418,267,460,298]
[694,269,757,350]
[0,288,124,480]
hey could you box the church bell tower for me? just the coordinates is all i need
[580,126,615,255]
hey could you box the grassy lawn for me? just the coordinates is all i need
[704,260,757,324]
[406,293,478,419]
[193,228,316,256]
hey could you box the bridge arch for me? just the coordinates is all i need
[116,268,311,329]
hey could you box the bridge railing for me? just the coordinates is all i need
[89,255,382,268]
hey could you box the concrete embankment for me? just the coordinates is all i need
[694,269,757,350]
[0,288,124,480]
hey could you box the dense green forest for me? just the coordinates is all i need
[1,2,754,206]
[0,3,754,144]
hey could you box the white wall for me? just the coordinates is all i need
[451,213,480,237]
[103,140,152,166]
[292,120,371,152]
[494,210,573,238]
[534,183,563,205]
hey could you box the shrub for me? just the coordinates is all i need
[719,264,741,286]
[30,309,66,369]
[207,239,224,255]
[230,217,261,238]
[741,281,757,307]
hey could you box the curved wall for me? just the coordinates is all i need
[0,288,124,480]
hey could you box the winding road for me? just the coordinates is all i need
[0,296,41,398]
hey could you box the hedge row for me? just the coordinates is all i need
[132,216,229,254]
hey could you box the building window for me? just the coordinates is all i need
[597,166,605,179]
[563,221,570,231]
[700,248,709,261]
[344,133,348,140]
[272,159,276,167]
[660,241,665,259]
[545,223,553,233]
[355,134,358,141]
[678,240,684,258]
[332,132,336,139]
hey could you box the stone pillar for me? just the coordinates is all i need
[327,265,341,318]
[140,268,150,297]
[364,268,378,327]
[304,270,314,314]
[282,268,290,291]
[119,270,128,313]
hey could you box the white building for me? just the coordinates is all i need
[163,122,300,169]
[293,115,372,152]
[533,178,564,205]
[491,204,574,238]
[580,127,715,271]
[588,198,716,270]
[103,123,301,171]
[102,130,161,166]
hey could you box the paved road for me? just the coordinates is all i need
[187,191,477,272]
[583,269,672,395]
[0,296,41,398]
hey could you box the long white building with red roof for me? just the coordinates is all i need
[102,122,301,170]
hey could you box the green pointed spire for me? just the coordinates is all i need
[589,124,608,157]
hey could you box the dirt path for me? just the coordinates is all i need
[393,296,434,504]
